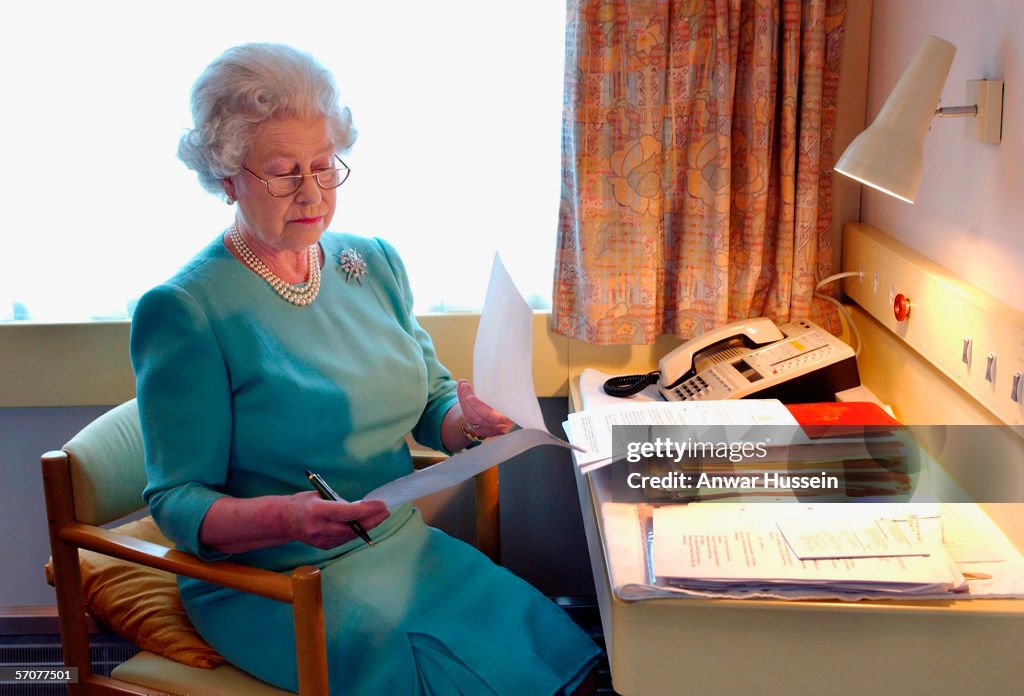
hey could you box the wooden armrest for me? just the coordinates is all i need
[57,522,326,693]
[411,449,448,470]
[58,523,297,602]
[40,450,333,691]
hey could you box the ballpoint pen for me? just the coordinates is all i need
[305,470,374,546]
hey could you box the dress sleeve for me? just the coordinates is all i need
[373,238,459,453]
[130,283,232,560]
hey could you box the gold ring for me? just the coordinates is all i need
[460,417,486,443]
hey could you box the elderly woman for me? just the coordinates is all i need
[130,43,600,694]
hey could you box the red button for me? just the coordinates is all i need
[893,293,911,322]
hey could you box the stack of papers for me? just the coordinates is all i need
[565,399,799,473]
[565,370,916,502]
[594,500,1024,602]
[651,505,965,599]
[571,370,1024,602]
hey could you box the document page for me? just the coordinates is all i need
[652,504,957,588]
[776,509,932,559]
[472,253,548,432]
[362,429,569,507]
[359,254,570,507]
[567,400,799,472]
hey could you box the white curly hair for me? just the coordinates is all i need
[178,43,356,198]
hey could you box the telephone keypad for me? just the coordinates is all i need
[672,372,727,401]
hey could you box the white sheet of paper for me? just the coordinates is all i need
[566,399,799,472]
[472,253,548,432]
[776,510,932,559]
[355,255,572,508]
[940,512,1007,563]
[361,428,567,508]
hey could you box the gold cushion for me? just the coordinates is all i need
[46,516,225,669]
[111,651,291,695]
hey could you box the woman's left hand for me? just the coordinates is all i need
[456,379,514,440]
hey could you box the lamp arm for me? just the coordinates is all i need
[935,104,979,118]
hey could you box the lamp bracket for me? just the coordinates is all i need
[964,79,1003,143]
[932,81,1003,143]
[935,105,978,118]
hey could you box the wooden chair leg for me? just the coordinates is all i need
[474,468,500,563]
[41,452,94,694]
[291,566,328,695]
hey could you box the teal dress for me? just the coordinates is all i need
[130,232,600,694]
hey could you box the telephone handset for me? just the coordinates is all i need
[658,316,784,391]
[602,317,860,403]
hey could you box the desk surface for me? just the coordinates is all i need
[568,378,1024,696]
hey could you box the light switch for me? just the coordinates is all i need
[962,337,973,365]
[985,353,996,383]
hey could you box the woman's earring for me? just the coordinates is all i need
[226,195,236,205]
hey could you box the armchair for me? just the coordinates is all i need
[42,399,498,695]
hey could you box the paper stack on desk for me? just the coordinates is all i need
[565,398,798,473]
[599,501,1024,602]
[566,368,917,502]
[651,504,965,598]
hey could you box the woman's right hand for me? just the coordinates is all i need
[284,492,390,549]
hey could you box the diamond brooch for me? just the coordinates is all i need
[336,248,368,285]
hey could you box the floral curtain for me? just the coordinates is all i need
[552,0,846,344]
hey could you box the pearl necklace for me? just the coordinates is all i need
[228,225,321,306]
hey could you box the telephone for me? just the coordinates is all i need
[603,317,860,403]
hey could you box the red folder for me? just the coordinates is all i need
[785,402,901,438]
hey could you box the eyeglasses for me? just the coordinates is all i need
[241,155,351,197]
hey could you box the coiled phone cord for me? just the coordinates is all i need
[602,371,661,397]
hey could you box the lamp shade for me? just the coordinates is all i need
[835,36,956,203]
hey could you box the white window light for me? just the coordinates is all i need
[0,2,564,322]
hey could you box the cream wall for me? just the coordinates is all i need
[860,0,1024,313]
[839,0,1024,544]
[833,0,1024,423]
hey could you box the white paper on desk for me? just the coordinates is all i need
[652,505,957,587]
[567,399,799,472]
[472,253,547,433]
[938,503,1024,597]
[362,428,568,508]
[594,500,1024,601]
[776,509,932,559]
[943,524,1005,564]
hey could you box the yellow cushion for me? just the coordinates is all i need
[112,651,293,695]
[46,516,225,669]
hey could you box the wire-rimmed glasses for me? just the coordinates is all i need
[242,155,351,197]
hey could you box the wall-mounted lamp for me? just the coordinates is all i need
[834,36,1004,203]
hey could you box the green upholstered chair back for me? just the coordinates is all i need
[62,399,147,525]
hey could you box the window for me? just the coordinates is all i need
[2,1,564,321]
